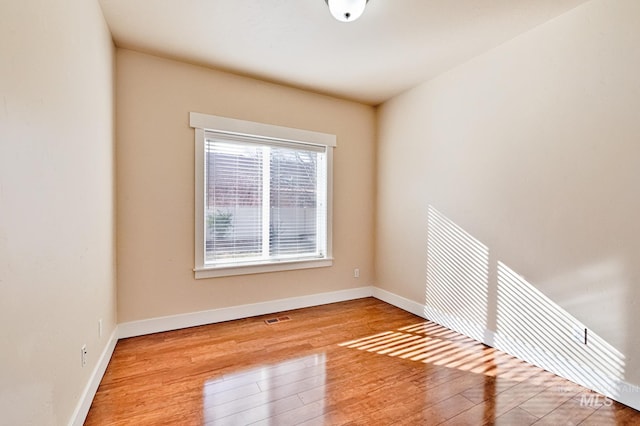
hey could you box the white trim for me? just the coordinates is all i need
[118,286,374,339]
[325,148,334,259]
[372,287,426,318]
[189,112,337,147]
[486,327,640,411]
[191,112,335,279]
[372,286,640,412]
[67,287,640,422]
[195,258,333,279]
[616,379,640,414]
[194,127,206,271]
[69,328,118,426]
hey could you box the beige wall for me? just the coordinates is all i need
[0,0,116,424]
[116,50,376,322]
[377,0,640,389]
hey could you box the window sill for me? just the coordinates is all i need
[194,257,334,279]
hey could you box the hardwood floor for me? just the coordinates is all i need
[85,298,639,425]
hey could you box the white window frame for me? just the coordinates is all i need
[190,112,335,279]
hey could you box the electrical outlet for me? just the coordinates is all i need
[354,268,360,278]
[98,319,103,338]
[81,345,87,367]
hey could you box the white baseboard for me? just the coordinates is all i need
[68,286,373,425]
[487,326,640,411]
[373,286,640,412]
[70,285,640,422]
[69,328,118,426]
[615,379,640,412]
[372,287,427,318]
[118,286,374,339]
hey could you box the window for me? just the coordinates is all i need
[190,112,335,278]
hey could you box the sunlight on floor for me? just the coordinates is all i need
[339,321,538,383]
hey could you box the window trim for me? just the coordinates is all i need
[190,112,335,279]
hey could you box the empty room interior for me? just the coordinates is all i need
[2,0,640,424]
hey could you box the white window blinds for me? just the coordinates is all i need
[204,132,328,267]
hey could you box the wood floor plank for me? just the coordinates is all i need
[389,393,477,425]
[518,380,580,418]
[495,407,539,425]
[85,298,640,425]
[533,394,597,425]
[248,400,326,426]
[207,394,304,425]
[580,401,639,425]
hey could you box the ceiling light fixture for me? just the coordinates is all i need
[325,0,369,22]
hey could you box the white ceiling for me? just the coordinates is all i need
[98,0,588,105]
